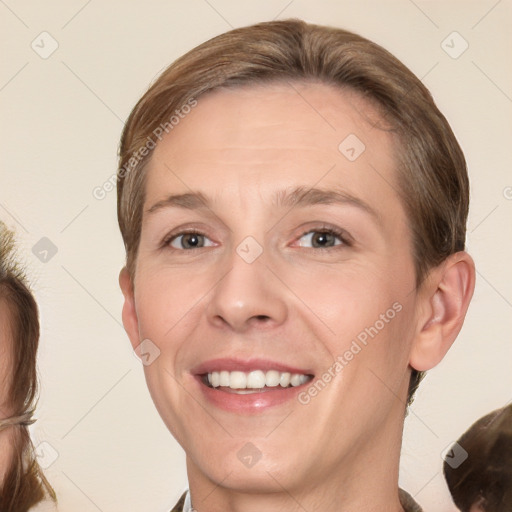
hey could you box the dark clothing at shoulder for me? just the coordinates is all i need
[170,492,186,512]
[399,488,423,511]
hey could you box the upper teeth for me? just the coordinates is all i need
[207,370,310,389]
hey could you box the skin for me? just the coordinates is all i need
[0,300,14,485]
[120,82,475,511]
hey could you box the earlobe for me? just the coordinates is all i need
[409,252,475,372]
[119,267,140,350]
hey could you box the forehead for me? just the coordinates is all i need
[145,81,402,218]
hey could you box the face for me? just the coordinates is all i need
[122,82,426,495]
[469,503,486,512]
[0,300,14,484]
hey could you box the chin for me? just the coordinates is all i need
[198,459,296,493]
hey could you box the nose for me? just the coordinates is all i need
[206,245,288,333]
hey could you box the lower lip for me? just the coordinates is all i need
[195,376,311,413]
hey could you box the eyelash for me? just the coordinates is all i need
[161,226,352,251]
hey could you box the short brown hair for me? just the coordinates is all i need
[117,19,469,404]
[444,405,512,511]
[0,222,56,509]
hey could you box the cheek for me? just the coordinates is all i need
[290,264,414,387]
[288,263,406,338]
[134,265,209,341]
[134,269,199,438]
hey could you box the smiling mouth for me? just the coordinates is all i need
[201,370,314,393]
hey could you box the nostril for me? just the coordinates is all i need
[255,315,271,322]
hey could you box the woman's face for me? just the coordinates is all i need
[122,82,424,494]
[0,301,14,484]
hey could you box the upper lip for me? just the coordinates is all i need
[191,358,314,376]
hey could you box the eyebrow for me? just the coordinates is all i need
[146,186,379,221]
[146,191,210,214]
[274,186,378,220]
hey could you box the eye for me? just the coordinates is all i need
[296,229,346,249]
[167,232,214,250]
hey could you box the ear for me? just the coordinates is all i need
[119,267,140,350]
[410,252,475,372]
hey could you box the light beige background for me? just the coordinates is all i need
[1,0,511,510]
